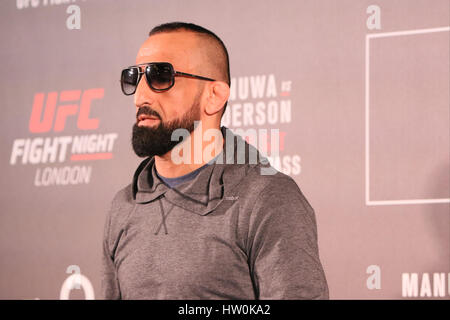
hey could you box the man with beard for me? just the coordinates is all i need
[102,22,329,300]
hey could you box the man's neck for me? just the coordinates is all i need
[154,126,224,178]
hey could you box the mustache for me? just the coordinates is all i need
[136,106,161,120]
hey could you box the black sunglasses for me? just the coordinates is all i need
[120,62,216,95]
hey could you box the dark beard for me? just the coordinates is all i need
[131,103,200,158]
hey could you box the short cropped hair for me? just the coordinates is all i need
[149,22,230,115]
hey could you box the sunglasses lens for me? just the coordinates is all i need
[121,68,139,95]
[147,63,173,90]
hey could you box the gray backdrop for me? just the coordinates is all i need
[0,0,449,299]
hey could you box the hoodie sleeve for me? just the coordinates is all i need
[101,199,121,300]
[247,177,329,300]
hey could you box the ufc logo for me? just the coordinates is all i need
[29,88,104,133]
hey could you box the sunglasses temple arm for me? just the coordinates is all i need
[174,71,215,82]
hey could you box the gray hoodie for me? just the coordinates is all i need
[101,126,329,299]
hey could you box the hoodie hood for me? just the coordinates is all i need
[131,126,272,216]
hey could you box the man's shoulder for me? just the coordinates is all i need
[243,163,303,195]
[229,163,314,213]
[105,183,135,231]
[111,183,134,207]
[230,164,318,253]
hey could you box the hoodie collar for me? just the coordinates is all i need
[132,126,269,216]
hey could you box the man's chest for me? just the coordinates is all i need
[113,199,255,299]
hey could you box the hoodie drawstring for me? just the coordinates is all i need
[154,197,173,235]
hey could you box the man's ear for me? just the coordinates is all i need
[204,81,230,116]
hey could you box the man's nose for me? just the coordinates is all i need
[134,73,156,107]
